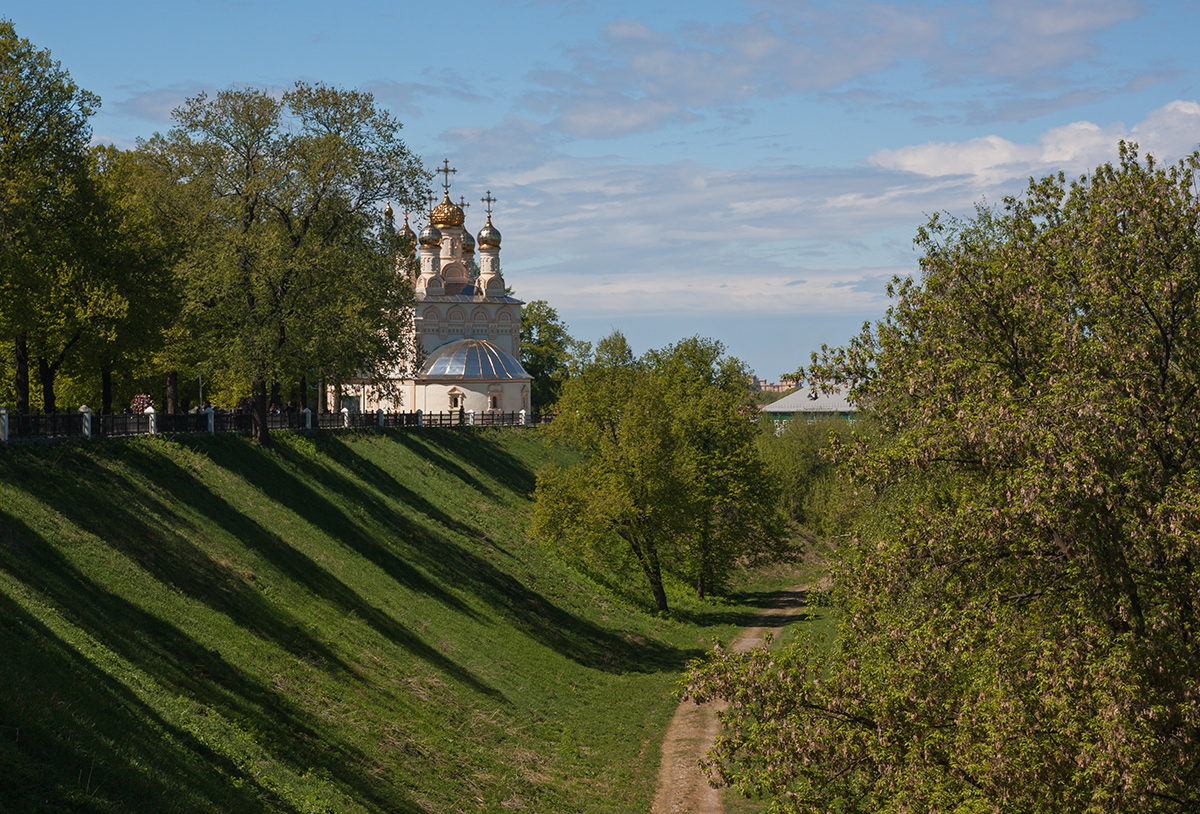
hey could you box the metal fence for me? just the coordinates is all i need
[0,405,554,445]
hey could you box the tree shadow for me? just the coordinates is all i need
[6,444,351,676]
[253,434,702,675]
[670,588,819,629]
[0,509,425,814]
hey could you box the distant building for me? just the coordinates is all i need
[759,385,855,420]
[749,375,795,394]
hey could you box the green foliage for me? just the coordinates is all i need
[686,143,1200,812]
[756,417,862,539]
[139,84,428,441]
[532,333,789,611]
[519,299,583,413]
[0,19,100,413]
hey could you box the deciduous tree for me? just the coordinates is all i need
[141,83,427,443]
[532,333,786,611]
[0,19,98,413]
[685,143,1200,813]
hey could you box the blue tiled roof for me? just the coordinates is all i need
[419,339,531,381]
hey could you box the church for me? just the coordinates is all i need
[343,162,532,417]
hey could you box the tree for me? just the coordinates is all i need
[0,19,98,413]
[141,83,427,443]
[531,332,785,611]
[519,299,578,413]
[685,144,1200,812]
[644,337,787,597]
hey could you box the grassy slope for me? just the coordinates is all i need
[0,428,813,813]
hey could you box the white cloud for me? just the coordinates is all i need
[869,101,1200,185]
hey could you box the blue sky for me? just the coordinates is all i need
[8,0,1200,380]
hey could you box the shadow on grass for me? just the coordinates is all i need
[670,588,819,629]
[202,432,700,676]
[0,509,425,814]
[4,444,351,676]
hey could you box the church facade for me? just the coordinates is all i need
[343,165,532,417]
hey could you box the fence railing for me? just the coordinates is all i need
[0,405,554,444]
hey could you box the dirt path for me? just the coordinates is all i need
[650,588,810,814]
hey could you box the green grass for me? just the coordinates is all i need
[0,428,820,813]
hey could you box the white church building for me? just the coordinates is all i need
[342,163,532,417]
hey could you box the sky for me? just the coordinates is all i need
[7,0,1200,380]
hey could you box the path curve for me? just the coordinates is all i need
[650,588,810,814]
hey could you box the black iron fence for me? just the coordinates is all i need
[0,406,553,444]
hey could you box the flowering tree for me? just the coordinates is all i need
[685,144,1200,813]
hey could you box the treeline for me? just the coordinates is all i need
[0,21,428,444]
[686,145,1200,813]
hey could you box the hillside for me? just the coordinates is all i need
[0,428,805,813]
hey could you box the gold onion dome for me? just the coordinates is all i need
[419,221,442,247]
[462,229,475,253]
[430,194,465,228]
[478,216,501,248]
[401,213,417,243]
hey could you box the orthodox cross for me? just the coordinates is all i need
[458,195,471,213]
[437,159,457,194]
[426,190,436,213]
[481,190,496,217]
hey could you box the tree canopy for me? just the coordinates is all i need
[531,333,786,611]
[140,84,428,442]
[0,19,99,414]
[685,143,1200,812]
[519,299,579,413]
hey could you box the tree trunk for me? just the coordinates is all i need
[14,336,29,415]
[251,377,269,446]
[38,356,56,414]
[318,374,327,413]
[101,365,113,415]
[270,380,281,410]
[165,371,179,414]
[299,374,308,411]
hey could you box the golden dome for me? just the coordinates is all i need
[462,229,475,254]
[430,194,464,228]
[419,222,442,247]
[478,216,501,248]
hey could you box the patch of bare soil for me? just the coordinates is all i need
[650,588,811,814]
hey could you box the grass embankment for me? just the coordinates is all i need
[0,428,823,813]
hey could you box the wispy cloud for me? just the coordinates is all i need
[519,0,1154,139]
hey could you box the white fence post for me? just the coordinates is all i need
[377,408,384,428]
[467,409,475,427]
[144,405,157,435]
[301,407,311,430]
[204,406,215,434]
[0,406,7,443]
[416,409,423,427]
[340,407,350,428]
[79,405,92,439]
[519,409,526,426]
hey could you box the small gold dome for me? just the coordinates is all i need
[401,212,417,243]
[478,216,501,248]
[430,194,465,228]
[462,229,475,254]
[419,222,442,247]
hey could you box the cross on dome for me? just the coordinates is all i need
[481,190,496,218]
[437,159,457,194]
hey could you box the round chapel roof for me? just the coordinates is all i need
[419,339,530,381]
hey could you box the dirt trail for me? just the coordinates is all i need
[650,588,810,814]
